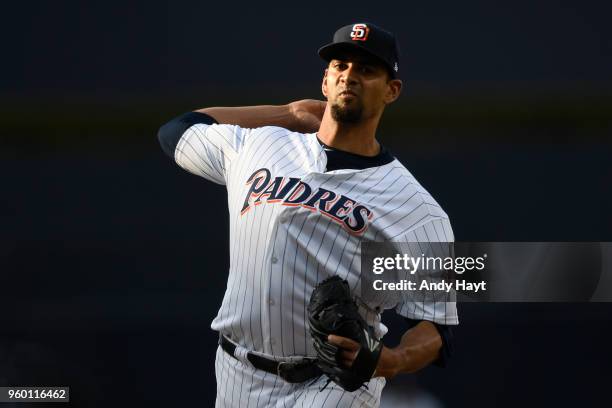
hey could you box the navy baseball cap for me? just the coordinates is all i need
[318,23,400,77]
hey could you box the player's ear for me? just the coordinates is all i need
[322,69,329,98]
[384,79,402,104]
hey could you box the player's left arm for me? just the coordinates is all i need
[328,217,457,379]
[328,319,449,379]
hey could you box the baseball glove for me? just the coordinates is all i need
[307,275,383,392]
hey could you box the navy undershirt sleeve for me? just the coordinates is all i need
[157,111,218,158]
[404,317,455,368]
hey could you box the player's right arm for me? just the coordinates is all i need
[157,111,236,185]
[157,100,325,184]
[197,99,325,133]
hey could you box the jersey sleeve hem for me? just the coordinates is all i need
[395,309,459,326]
[157,111,218,158]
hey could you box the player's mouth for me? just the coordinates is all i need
[338,90,358,99]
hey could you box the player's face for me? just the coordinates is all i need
[322,53,402,124]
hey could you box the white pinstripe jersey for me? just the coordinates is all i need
[174,123,459,358]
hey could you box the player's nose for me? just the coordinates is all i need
[340,63,359,85]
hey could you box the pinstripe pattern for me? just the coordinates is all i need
[215,346,385,407]
[175,124,458,406]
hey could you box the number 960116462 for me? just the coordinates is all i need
[2,387,69,402]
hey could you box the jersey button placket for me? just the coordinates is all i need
[266,251,280,354]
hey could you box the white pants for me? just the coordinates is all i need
[214,346,386,407]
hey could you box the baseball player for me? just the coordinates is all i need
[158,22,457,407]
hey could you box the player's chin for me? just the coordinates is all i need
[334,98,361,111]
[331,105,363,124]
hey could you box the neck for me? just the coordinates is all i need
[317,108,381,156]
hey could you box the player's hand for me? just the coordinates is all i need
[288,99,326,133]
[328,335,401,379]
[327,334,360,368]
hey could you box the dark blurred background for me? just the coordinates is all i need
[1,0,611,407]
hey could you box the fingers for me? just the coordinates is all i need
[327,335,360,351]
[327,335,361,368]
[339,349,359,367]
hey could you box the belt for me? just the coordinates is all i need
[219,334,321,383]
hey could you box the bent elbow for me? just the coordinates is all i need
[157,120,180,159]
[157,111,218,159]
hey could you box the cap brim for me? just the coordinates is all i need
[317,42,394,77]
